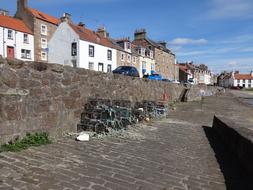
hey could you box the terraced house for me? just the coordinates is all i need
[15,0,59,62]
[132,29,176,80]
[48,14,117,72]
[0,10,34,61]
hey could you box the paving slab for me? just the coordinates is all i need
[0,92,252,190]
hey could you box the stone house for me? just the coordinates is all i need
[132,29,176,80]
[0,13,34,61]
[15,0,59,62]
[48,15,117,73]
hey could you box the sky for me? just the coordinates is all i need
[1,0,253,74]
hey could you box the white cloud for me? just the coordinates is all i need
[207,0,253,19]
[171,38,208,46]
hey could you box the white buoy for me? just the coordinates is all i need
[76,133,90,141]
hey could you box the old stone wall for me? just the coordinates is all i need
[0,59,216,143]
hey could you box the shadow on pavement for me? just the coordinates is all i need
[203,126,253,190]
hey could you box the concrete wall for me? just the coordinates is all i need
[0,59,216,144]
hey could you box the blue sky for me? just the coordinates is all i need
[1,0,253,73]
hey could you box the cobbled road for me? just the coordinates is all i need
[0,93,252,190]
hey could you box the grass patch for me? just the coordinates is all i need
[0,132,52,152]
[245,88,253,91]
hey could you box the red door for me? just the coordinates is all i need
[7,46,14,59]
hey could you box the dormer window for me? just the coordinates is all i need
[8,30,13,39]
[126,42,131,49]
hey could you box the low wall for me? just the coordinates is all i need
[0,59,216,143]
[213,116,253,175]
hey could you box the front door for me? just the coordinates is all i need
[7,46,14,59]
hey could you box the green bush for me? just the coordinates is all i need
[0,132,52,152]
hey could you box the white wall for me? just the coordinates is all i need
[234,79,253,88]
[79,40,117,73]
[138,56,155,78]
[48,22,79,66]
[0,26,34,61]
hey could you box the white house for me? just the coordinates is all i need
[0,14,34,61]
[48,15,117,73]
[233,71,253,88]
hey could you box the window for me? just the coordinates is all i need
[237,79,240,83]
[41,38,47,49]
[141,48,145,56]
[41,24,47,35]
[98,63,104,72]
[121,53,125,61]
[150,51,153,59]
[133,56,136,63]
[89,45,94,57]
[23,34,29,43]
[107,64,112,72]
[88,62,94,70]
[8,30,13,39]
[248,80,251,83]
[41,51,47,61]
[127,55,131,63]
[151,63,155,70]
[21,49,31,59]
[142,62,146,69]
[107,50,112,60]
[126,42,131,49]
[71,42,77,56]
[243,79,246,83]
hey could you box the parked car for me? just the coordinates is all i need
[143,73,163,81]
[112,66,139,77]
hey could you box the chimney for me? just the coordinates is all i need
[78,22,85,28]
[0,9,9,16]
[60,12,72,23]
[17,0,27,10]
[158,41,167,48]
[134,29,146,40]
[97,26,109,38]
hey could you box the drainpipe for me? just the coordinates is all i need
[2,27,5,57]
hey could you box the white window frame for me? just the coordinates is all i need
[7,29,13,40]
[21,49,31,59]
[88,62,94,70]
[89,45,95,57]
[41,24,47,36]
[23,33,29,44]
[107,49,112,60]
[127,54,131,63]
[132,56,136,63]
[41,51,47,61]
[41,38,47,49]
[121,53,125,61]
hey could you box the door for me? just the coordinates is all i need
[7,46,14,59]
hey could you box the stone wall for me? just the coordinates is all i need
[0,59,216,144]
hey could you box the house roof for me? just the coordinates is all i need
[0,15,32,34]
[28,8,59,25]
[69,23,117,49]
[234,74,253,80]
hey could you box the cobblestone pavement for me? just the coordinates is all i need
[0,93,252,190]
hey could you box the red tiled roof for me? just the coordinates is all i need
[234,74,253,80]
[0,15,32,34]
[69,23,117,49]
[28,8,59,25]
